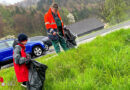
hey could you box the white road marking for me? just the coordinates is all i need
[78,25,130,45]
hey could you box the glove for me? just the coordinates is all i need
[50,28,55,34]
[25,58,31,64]
[25,54,31,64]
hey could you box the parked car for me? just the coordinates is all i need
[29,36,52,51]
[0,39,46,68]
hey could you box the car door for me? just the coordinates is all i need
[25,44,31,54]
[0,42,12,62]
[4,40,14,61]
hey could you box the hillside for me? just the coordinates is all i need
[0,0,129,39]
[15,0,102,8]
[0,0,104,38]
[15,0,40,8]
[0,28,130,90]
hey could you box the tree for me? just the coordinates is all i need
[67,13,75,24]
[99,0,128,24]
[0,17,5,38]
[59,8,70,25]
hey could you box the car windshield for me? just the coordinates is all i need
[6,40,14,47]
[29,36,45,41]
[0,42,8,50]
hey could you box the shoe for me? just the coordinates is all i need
[21,82,27,88]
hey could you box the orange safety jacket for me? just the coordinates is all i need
[44,8,64,35]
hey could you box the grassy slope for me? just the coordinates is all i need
[0,28,130,90]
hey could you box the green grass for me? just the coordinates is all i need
[0,28,130,90]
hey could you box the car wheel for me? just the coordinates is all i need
[0,64,1,69]
[33,46,43,57]
[45,44,49,51]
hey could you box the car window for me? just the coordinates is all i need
[6,40,14,47]
[0,42,8,50]
[29,36,46,41]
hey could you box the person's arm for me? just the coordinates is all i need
[13,45,27,65]
[44,14,55,35]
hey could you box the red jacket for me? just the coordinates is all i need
[13,43,29,82]
[44,8,64,35]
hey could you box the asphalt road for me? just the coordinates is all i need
[77,21,130,43]
[1,21,130,70]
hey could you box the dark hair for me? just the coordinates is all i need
[18,33,28,42]
[51,3,58,9]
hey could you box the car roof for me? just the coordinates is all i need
[30,36,46,39]
[29,36,47,41]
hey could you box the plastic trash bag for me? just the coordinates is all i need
[64,28,77,48]
[27,60,48,90]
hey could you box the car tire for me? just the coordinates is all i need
[44,44,49,51]
[0,64,1,69]
[32,46,43,57]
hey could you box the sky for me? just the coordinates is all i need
[0,0,24,5]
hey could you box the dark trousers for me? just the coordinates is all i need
[51,37,69,53]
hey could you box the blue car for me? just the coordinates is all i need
[0,39,45,67]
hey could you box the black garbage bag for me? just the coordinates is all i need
[27,60,48,90]
[64,28,77,48]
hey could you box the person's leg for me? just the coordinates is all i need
[51,40,61,53]
[59,37,69,51]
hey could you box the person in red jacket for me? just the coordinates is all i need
[44,3,69,53]
[13,33,31,88]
